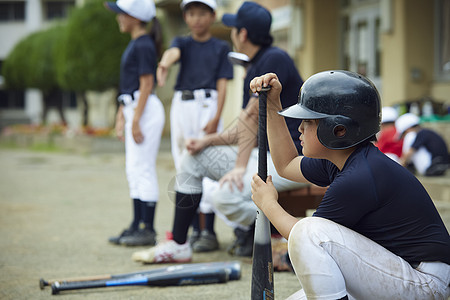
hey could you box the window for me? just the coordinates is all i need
[435,0,450,80]
[356,20,369,76]
[0,1,25,22]
[44,1,75,20]
[271,5,303,57]
[0,60,24,109]
[56,90,77,109]
[0,90,25,109]
[340,1,382,90]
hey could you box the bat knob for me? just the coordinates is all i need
[39,278,47,290]
[51,283,60,295]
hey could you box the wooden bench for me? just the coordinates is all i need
[278,185,328,217]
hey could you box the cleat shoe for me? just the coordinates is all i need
[192,230,219,252]
[108,228,136,245]
[228,227,254,257]
[189,230,200,247]
[132,240,192,263]
[234,241,253,257]
[120,228,156,246]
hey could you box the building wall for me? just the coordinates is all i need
[432,83,450,102]
[0,23,29,58]
[380,0,408,105]
[297,0,447,108]
[296,0,339,79]
[381,0,446,105]
[403,0,434,100]
[2,0,448,132]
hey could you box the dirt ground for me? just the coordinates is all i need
[0,144,301,300]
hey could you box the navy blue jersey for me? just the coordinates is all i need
[412,128,449,162]
[171,36,233,91]
[244,46,303,153]
[301,143,450,265]
[119,35,157,95]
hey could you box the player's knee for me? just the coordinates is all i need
[178,151,196,174]
[212,189,227,212]
[290,217,331,241]
[173,172,202,194]
[211,188,237,216]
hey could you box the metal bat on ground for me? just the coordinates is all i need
[251,86,274,299]
[51,267,229,295]
[40,260,241,290]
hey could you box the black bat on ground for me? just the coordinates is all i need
[40,260,241,290]
[251,87,274,299]
[50,261,242,295]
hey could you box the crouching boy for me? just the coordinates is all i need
[250,71,450,300]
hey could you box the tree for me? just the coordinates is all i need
[3,0,131,127]
[3,25,68,124]
[55,0,129,126]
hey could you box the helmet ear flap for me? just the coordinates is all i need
[317,116,358,149]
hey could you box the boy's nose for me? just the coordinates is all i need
[298,122,304,133]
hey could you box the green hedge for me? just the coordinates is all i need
[55,0,129,92]
[3,0,129,93]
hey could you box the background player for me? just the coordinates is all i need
[375,106,403,163]
[250,71,450,299]
[105,0,165,247]
[130,1,309,264]
[396,112,449,176]
[156,0,233,252]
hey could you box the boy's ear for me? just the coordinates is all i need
[238,28,248,43]
[333,125,347,138]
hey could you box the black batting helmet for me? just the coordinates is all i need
[279,70,381,150]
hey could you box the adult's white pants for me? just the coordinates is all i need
[175,146,308,227]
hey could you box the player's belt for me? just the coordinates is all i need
[181,90,212,101]
[117,94,134,105]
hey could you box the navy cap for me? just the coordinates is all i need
[105,2,126,14]
[222,2,272,44]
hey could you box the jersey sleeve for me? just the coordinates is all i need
[135,38,157,76]
[300,157,335,187]
[170,36,183,49]
[215,41,233,80]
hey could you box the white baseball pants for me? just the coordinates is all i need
[287,217,450,300]
[170,89,222,214]
[123,92,165,202]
